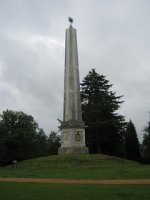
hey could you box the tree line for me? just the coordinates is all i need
[0,110,60,166]
[0,69,150,166]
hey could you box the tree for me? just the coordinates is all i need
[33,128,48,157]
[142,121,150,162]
[0,110,47,166]
[47,131,60,155]
[80,69,126,156]
[124,120,141,161]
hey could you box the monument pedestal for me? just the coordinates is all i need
[58,121,88,154]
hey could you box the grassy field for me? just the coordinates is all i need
[0,182,150,200]
[0,166,150,179]
[0,154,150,200]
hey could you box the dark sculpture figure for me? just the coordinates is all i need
[68,17,73,24]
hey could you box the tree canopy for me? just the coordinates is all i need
[47,131,60,155]
[81,69,126,156]
[0,110,48,166]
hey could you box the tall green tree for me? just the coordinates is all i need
[47,131,60,155]
[142,121,150,162]
[124,120,141,161]
[0,110,47,166]
[81,69,126,156]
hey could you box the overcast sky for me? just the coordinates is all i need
[0,0,150,141]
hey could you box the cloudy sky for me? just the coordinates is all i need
[0,0,150,141]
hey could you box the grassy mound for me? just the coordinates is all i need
[7,154,140,169]
[0,154,149,179]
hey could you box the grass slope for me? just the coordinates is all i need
[14,154,140,169]
[0,154,150,179]
[7,154,140,169]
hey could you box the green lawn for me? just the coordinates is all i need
[0,155,150,200]
[0,182,150,200]
[0,166,150,179]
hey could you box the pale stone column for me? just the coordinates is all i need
[64,25,82,122]
[58,20,88,154]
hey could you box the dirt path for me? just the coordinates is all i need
[0,177,150,185]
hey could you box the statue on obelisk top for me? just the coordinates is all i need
[68,17,73,24]
[58,18,88,154]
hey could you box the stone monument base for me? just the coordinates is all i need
[58,120,89,155]
[58,146,88,154]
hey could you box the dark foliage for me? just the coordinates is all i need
[81,69,126,156]
[142,121,150,163]
[0,110,48,166]
[47,131,61,155]
[124,120,141,162]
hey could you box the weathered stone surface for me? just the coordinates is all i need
[59,21,88,154]
[60,120,85,128]
[63,25,82,122]
[58,146,89,154]
[60,128,86,147]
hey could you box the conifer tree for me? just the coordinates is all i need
[142,121,150,162]
[81,69,126,156]
[124,120,141,161]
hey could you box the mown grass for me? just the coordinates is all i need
[0,166,150,179]
[0,154,150,179]
[8,154,140,169]
[0,154,150,200]
[0,182,150,200]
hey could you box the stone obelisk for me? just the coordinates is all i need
[58,18,88,154]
